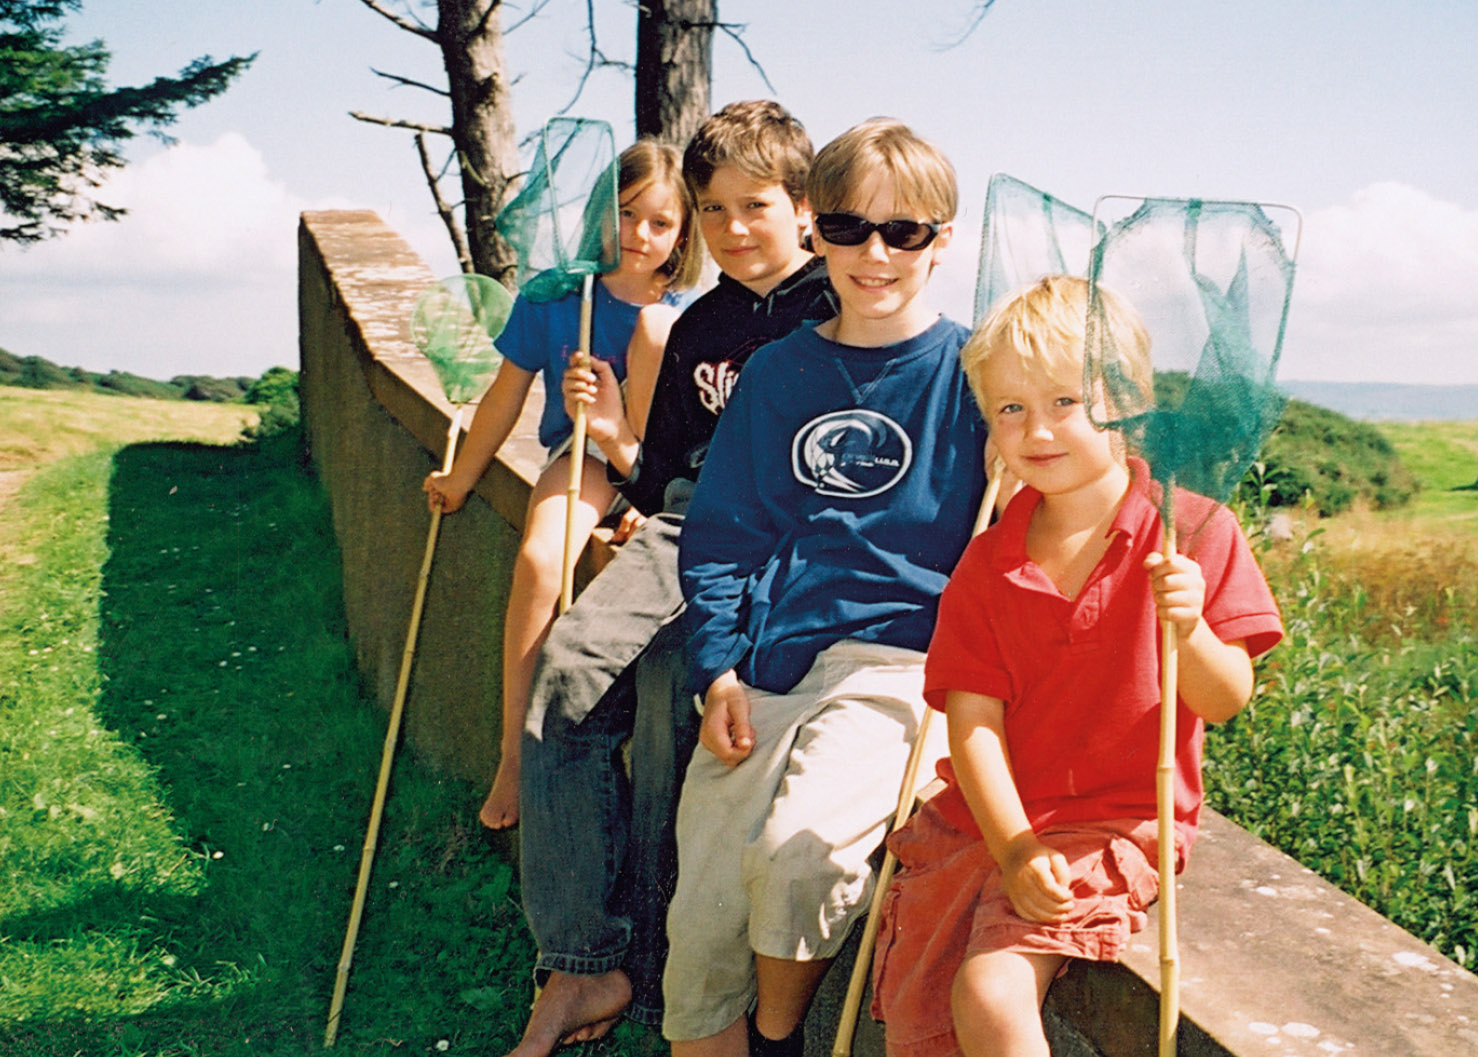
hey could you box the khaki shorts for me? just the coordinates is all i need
[661,640,946,1042]
[872,807,1164,1057]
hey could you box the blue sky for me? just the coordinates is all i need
[1,0,1476,386]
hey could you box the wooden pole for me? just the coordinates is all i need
[832,464,1005,1057]
[324,406,463,1048]
[1157,518,1180,1057]
[559,273,594,613]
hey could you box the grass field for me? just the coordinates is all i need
[1376,419,1478,527]
[0,387,256,471]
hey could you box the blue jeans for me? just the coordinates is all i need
[519,515,700,1025]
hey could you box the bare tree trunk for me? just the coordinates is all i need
[635,0,714,146]
[436,0,520,281]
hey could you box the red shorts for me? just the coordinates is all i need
[871,803,1166,1057]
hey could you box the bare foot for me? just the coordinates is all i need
[561,1015,619,1045]
[479,757,521,830]
[504,970,632,1057]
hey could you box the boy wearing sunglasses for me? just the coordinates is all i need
[664,119,987,1057]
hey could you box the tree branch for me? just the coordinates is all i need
[417,131,474,274]
[350,110,453,136]
[557,0,634,115]
[371,66,450,97]
[713,21,774,93]
[938,0,998,48]
[504,0,552,35]
[355,0,437,40]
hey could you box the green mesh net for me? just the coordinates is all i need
[1085,196,1300,535]
[495,117,620,304]
[974,173,1100,322]
[410,273,514,406]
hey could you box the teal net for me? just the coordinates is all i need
[975,173,1100,323]
[1084,196,1299,536]
[495,117,620,304]
[410,274,515,405]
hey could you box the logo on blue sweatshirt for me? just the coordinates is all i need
[792,410,912,498]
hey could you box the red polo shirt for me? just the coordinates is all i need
[923,462,1283,855]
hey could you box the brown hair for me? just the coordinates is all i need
[807,118,958,222]
[682,100,813,204]
[620,138,703,290]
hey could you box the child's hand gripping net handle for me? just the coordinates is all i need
[559,274,596,613]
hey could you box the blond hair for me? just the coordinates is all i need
[620,138,703,291]
[807,118,958,223]
[962,275,1153,421]
[683,100,813,205]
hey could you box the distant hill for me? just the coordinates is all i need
[0,347,257,403]
[1281,380,1478,422]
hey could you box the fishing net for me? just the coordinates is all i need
[1084,196,1299,532]
[495,116,621,304]
[974,172,1100,322]
[410,273,515,406]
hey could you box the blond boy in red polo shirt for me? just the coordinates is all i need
[871,276,1284,1057]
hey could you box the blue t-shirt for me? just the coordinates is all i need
[679,316,988,694]
[499,282,656,450]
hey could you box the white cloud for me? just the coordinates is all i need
[1283,182,1478,384]
[0,134,361,378]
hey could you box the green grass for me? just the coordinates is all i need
[0,427,667,1056]
[1377,420,1478,526]
[0,385,256,471]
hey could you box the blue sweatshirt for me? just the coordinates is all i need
[679,316,988,695]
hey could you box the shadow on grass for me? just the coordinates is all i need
[3,431,548,1056]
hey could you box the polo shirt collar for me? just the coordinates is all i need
[989,456,1167,578]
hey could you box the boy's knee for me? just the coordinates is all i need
[949,956,1038,1049]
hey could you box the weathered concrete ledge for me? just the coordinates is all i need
[297,209,612,784]
[297,209,1478,1056]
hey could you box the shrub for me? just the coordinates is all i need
[1205,510,1476,970]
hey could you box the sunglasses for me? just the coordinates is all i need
[813,212,941,251]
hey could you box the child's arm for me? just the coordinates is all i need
[699,669,755,766]
[561,357,640,479]
[947,690,1074,923]
[1144,551,1255,723]
[423,360,535,513]
[624,303,680,440]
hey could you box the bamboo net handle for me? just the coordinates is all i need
[325,405,464,1047]
[1157,521,1180,1057]
[559,275,595,614]
[832,460,1005,1057]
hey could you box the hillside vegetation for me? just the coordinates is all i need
[1152,373,1420,515]
[0,347,279,404]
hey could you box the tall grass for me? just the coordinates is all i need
[1206,483,1477,970]
[0,429,669,1056]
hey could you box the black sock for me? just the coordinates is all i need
[747,1008,805,1057]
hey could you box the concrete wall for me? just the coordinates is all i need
[298,209,1478,1056]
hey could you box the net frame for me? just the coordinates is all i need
[974,172,1101,324]
[495,116,622,304]
[410,273,515,407]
